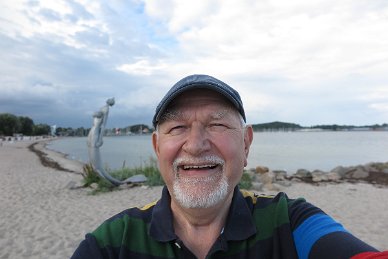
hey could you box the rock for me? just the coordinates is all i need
[251,181,280,192]
[291,177,302,182]
[251,169,271,191]
[362,163,375,173]
[327,171,341,182]
[255,166,269,174]
[253,170,285,191]
[264,182,280,191]
[125,174,147,183]
[294,169,311,178]
[351,167,370,179]
[251,182,263,191]
[258,171,274,185]
[331,166,359,178]
[311,170,329,182]
[365,171,388,186]
[90,183,98,189]
[272,170,292,187]
[330,166,348,178]
[273,170,288,181]
[276,180,292,187]
[344,166,369,179]
[65,181,78,190]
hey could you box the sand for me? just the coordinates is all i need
[0,139,387,258]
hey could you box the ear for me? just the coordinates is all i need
[243,125,253,167]
[152,132,160,158]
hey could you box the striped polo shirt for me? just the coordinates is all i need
[72,186,378,258]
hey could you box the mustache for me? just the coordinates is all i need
[173,155,225,172]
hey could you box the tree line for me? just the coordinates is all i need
[0,113,51,136]
[3,112,386,137]
[0,113,153,137]
[252,121,302,131]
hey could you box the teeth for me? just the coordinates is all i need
[183,165,215,170]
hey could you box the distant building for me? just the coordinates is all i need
[350,127,370,131]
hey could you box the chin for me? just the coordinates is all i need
[172,173,229,208]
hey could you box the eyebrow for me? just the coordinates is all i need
[159,109,185,122]
[160,107,234,123]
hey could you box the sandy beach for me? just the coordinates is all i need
[0,139,387,258]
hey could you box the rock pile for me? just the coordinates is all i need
[247,162,388,192]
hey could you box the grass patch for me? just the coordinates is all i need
[111,157,164,186]
[81,163,101,187]
[81,158,164,194]
[82,158,253,194]
[81,164,116,194]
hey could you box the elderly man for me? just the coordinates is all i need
[72,75,386,259]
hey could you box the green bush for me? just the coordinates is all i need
[238,171,253,190]
[81,163,115,194]
[81,163,100,187]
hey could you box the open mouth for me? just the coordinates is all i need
[182,164,218,170]
[174,156,225,175]
[176,164,221,178]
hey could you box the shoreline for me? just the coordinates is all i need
[0,140,387,258]
[37,138,388,187]
[28,141,80,173]
[45,132,388,174]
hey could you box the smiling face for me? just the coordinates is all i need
[152,89,253,209]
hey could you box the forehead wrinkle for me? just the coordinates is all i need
[211,108,233,120]
[161,105,237,123]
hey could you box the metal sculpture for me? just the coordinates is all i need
[87,98,147,186]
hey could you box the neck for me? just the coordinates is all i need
[170,190,234,259]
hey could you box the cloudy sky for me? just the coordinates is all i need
[1,0,388,128]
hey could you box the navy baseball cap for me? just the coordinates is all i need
[153,74,246,127]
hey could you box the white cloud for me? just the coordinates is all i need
[369,103,388,112]
[1,0,388,126]
[144,0,388,82]
[116,59,167,76]
[360,87,388,101]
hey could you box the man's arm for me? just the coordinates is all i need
[351,251,388,258]
[288,198,385,259]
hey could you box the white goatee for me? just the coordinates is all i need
[172,156,229,208]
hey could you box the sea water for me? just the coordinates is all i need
[47,131,388,174]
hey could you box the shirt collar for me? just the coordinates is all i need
[149,186,257,242]
[223,186,257,240]
[149,186,177,242]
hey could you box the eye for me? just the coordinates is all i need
[168,125,187,135]
[208,123,228,132]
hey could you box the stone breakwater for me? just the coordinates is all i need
[248,162,388,192]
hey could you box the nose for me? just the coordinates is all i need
[182,123,211,156]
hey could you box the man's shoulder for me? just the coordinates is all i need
[239,189,304,207]
[239,189,277,203]
[72,199,165,257]
[106,200,158,221]
[91,200,159,243]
